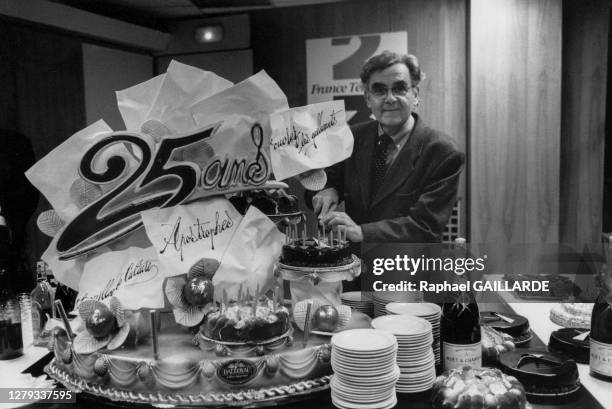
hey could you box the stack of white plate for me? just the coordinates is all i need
[331,329,399,409]
[340,291,374,317]
[371,315,435,393]
[372,291,423,317]
[385,302,442,366]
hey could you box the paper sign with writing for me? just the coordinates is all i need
[140,198,242,276]
[213,206,284,301]
[76,246,166,309]
[269,100,353,181]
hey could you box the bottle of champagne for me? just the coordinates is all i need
[590,234,612,381]
[441,238,482,371]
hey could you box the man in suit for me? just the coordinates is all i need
[312,51,465,243]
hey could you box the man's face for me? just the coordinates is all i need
[364,63,418,133]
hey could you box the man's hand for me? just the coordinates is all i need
[320,211,364,243]
[312,187,339,218]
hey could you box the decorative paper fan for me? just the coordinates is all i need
[297,169,327,191]
[69,178,103,209]
[37,210,65,237]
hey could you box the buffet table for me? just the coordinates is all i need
[6,300,607,409]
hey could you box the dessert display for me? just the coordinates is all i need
[499,347,581,399]
[431,366,530,409]
[549,328,590,364]
[25,63,366,407]
[550,303,593,329]
[481,311,533,345]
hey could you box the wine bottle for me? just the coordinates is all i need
[441,238,482,371]
[590,234,612,381]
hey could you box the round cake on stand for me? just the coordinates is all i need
[275,219,361,308]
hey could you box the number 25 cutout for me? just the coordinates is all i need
[56,123,270,260]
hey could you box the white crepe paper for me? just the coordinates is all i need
[212,206,285,301]
[269,100,354,181]
[25,120,140,221]
[75,246,166,309]
[116,61,233,134]
[41,233,85,291]
[140,198,242,276]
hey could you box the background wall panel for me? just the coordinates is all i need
[560,0,610,247]
[470,0,562,269]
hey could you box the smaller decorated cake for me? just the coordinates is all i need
[431,366,530,409]
[481,311,532,344]
[201,300,290,343]
[499,348,580,399]
[280,238,352,267]
[549,303,593,329]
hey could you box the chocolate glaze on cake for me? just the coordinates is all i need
[280,238,352,267]
[499,347,580,399]
[481,311,532,344]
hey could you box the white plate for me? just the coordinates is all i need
[332,329,397,352]
[385,302,441,317]
[371,315,432,336]
[332,391,397,409]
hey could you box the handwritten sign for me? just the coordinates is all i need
[76,246,166,309]
[141,197,242,275]
[269,100,354,181]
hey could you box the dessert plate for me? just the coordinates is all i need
[332,329,397,352]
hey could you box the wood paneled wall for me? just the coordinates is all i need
[250,0,467,235]
[469,0,562,250]
[560,0,610,246]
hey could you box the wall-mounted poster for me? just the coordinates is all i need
[306,32,407,124]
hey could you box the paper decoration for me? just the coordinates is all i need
[212,206,285,301]
[116,61,233,134]
[75,246,166,310]
[269,100,353,182]
[140,197,242,276]
[24,120,135,221]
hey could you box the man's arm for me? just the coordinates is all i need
[360,149,465,242]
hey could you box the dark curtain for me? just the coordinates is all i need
[0,20,85,290]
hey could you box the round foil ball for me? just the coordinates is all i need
[313,305,339,332]
[85,305,117,338]
[183,277,214,307]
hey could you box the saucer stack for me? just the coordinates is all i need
[386,302,441,366]
[341,291,374,317]
[372,291,423,317]
[331,329,399,409]
[371,315,436,393]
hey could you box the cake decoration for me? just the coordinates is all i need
[293,299,351,333]
[73,297,130,354]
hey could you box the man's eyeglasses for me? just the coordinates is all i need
[368,84,414,99]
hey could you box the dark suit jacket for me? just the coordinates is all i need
[324,114,465,243]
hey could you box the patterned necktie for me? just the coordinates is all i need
[371,133,392,199]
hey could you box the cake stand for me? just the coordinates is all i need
[275,255,362,307]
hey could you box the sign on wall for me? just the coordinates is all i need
[306,32,407,124]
